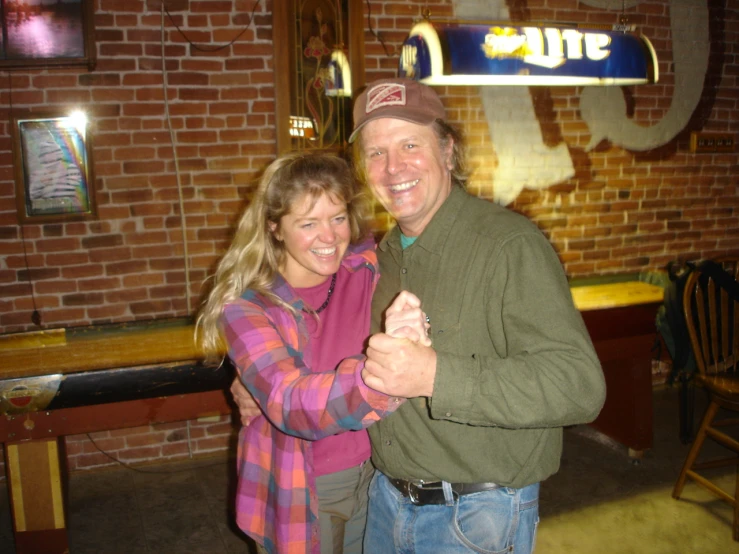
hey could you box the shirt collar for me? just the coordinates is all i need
[270,273,303,309]
[378,186,467,254]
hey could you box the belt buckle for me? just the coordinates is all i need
[408,480,424,505]
[408,479,425,506]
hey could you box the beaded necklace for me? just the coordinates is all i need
[312,272,337,314]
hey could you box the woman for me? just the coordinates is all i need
[197,152,427,554]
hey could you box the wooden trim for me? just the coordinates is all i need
[273,1,292,155]
[348,0,366,99]
[0,391,232,442]
[0,324,204,380]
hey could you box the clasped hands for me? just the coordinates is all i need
[229,290,436,425]
[360,290,436,399]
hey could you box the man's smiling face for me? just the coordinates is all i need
[361,118,453,237]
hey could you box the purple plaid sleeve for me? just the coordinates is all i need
[222,297,399,439]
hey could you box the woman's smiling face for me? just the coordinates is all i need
[271,192,351,288]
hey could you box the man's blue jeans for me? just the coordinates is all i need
[364,471,540,553]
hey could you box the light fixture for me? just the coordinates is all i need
[67,110,88,136]
[399,20,658,86]
[325,49,352,97]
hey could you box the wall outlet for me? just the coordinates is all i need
[690,131,735,153]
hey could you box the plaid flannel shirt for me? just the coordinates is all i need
[221,238,403,554]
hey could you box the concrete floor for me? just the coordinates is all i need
[537,386,738,554]
[1,385,737,553]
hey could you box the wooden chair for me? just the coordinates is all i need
[672,257,739,541]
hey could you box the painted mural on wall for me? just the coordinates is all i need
[453,0,710,205]
[580,0,708,152]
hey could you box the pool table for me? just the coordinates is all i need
[0,318,233,554]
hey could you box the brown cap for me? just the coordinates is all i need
[348,78,446,143]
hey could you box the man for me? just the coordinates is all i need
[232,77,605,553]
[349,78,605,553]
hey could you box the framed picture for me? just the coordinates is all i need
[0,0,96,70]
[12,110,97,224]
[273,0,365,154]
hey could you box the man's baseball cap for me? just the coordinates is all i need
[348,78,446,143]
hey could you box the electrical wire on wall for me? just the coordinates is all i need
[85,432,228,473]
[159,5,193,316]
[157,1,261,459]
[158,1,262,316]
[19,226,42,326]
[365,0,398,57]
[163,2,259,52]
[6,72,42,327]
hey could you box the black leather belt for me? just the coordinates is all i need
[388,478,500,505]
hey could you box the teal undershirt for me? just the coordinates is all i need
[400,233,418,250]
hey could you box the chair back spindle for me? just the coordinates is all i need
[683,259,738,378]
[673,256,739,542]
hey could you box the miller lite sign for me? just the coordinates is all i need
[399,21,658,86]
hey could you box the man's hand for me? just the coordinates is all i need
[362,333,436,398]
[384,291,432,346]
[230,377,261,426]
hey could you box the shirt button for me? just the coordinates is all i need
[445,412,452,417]
[394,397,400,403]
[385,440,392,446]
[401,268,407,274]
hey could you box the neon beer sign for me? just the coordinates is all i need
[399,22,658,86]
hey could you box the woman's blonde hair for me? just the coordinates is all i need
[196,151,367,359]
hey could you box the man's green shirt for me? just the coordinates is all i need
[369,187,606,488]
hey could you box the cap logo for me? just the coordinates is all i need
[365,83,407,114]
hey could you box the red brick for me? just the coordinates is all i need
[161,443,193,457]
[122,160,167,174]
[105,286,149,302]
[113,147,157,161]
[61,265,105,279]
[117,446,163,461]
[35,238,81,253]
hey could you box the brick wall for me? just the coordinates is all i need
[0,0,737,475]
[63,415,235,471]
